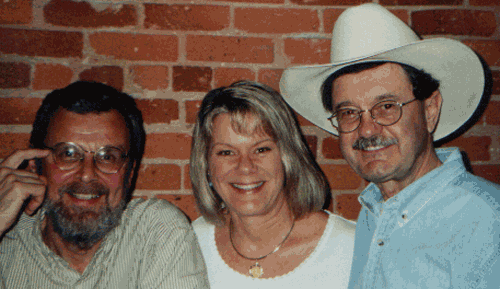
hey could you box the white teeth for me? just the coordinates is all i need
[71,193,100,200]
[364,145,385,151]
[232,182,264,190]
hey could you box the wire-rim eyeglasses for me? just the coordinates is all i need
[327,98,418,133]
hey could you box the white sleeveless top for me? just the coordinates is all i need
[192,211,355,289]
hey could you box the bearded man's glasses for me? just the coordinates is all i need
[44,142,129,174]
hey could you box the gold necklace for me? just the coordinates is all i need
[229,218,295,278]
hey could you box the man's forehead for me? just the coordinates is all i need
[45,109,129,148]
[331,63,411,107]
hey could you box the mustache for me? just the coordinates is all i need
[60,181,109,197]
[352,135,398,150]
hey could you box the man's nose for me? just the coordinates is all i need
[76,155,99,182]
[357,112,382,138]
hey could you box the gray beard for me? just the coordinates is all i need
[43,182,126,250]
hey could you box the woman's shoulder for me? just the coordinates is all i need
[324,210,356,236]
[192,216,216,237]
[298,211,356,236]
[192,216,213,229]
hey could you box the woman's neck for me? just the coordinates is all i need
[228,201,295,254]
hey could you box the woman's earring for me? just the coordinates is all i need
[207,173,215,190]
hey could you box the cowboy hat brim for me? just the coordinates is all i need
[279,38,484,141]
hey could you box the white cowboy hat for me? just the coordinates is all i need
[279,3,484,141]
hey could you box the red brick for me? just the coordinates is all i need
[89,32,178,62]
[492,71,500,95]
[184,164,192,190]
[145,4,229,31]
[136,99,179,124]
[380,0,461,4]
[235,8,319,34]
[470,0,500,5]
[0,0,32,24]
[322,137,343,159]
[185,100,202,124]
[0,133,30,159]
[391,9,410,24]
[156,194,199,222]
[336,193,362,220]
[441,136,491,161]
[291,0,368,5]
[0,98,42,125]
[304,135,317,159]
[321,164,364,190]
[258,69,283,92]
[78,66,123,91]
[136,164,181,190]
[187,35,274,64]
[323,9,344,33]
[0,28,82,58]
[33,63,73,90]
[145,133,192,159]
[284,38,330,65]
[173,66,212,92]
[472,165,500,185]
[44,0,137,28]
[0,62,30,89]
[412,10,495,37]
[214,68,255,88]
[130,65,169,90]
[463,40,500,67]
[210,0,282,3]
[481,101,500,125]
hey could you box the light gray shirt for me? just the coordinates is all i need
[0,198,210,288]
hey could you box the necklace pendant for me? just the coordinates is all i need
[249,262,264,278]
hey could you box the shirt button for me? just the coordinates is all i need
[377,239,384,246]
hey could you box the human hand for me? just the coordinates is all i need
[0,149,50,237]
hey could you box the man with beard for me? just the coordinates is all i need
[0,81,209,288]
[280,3,500,289]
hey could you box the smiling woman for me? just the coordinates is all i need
[190,80,356,288]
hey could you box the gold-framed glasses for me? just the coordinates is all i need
[328,99,418,133]
[44,142,128,174]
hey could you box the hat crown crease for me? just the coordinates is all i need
[332,3,420,63]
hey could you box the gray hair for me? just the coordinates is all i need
[190,81,330,226]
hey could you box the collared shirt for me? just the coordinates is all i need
[0,198,210,288]
[348,147,500,289]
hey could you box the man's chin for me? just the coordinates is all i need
[358,166,394,184]
[44,199,126,250]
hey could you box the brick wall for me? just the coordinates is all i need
[1,0,499,222]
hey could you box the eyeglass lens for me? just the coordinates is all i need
[51,143,126,174]
[333,100,403,133]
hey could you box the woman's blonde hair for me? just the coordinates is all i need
[190,81,330,226]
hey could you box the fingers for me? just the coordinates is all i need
[0,149,49,235]
[1,149,50,170]
[25,184,47,216]
[0,177,47,234]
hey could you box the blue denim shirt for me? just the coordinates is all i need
[348,147,500,289]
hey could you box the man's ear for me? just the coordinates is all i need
[424,90,443,134]
[127,161,137,188]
